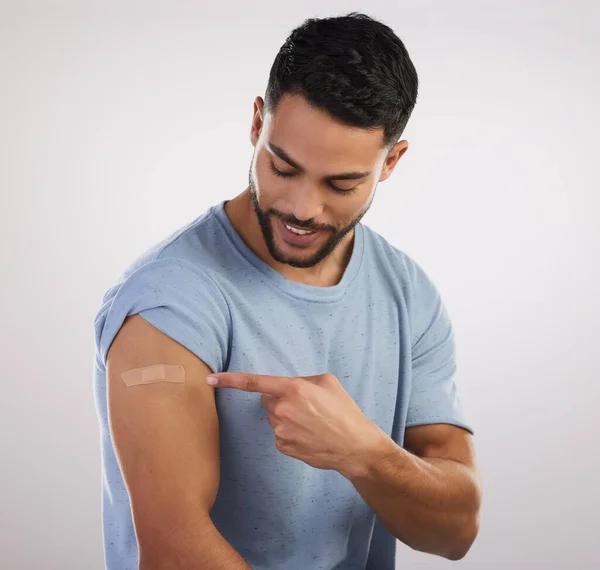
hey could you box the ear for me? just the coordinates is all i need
[379,140,409,182]
[250,96,265,147]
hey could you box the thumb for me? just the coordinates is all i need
[298,373,337,388]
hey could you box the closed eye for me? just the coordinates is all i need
[269,161,358,195]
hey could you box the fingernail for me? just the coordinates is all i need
[206,376,218,385]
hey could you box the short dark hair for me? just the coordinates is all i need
[264,12,419,150]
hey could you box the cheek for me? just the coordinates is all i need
[253,158,281,199]
[337,199,364,222]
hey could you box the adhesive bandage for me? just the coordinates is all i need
[120,364,185,387]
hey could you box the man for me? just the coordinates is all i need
[94,12,481,570]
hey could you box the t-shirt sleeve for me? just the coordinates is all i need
[94,256,230,374]
[405,258,473,435]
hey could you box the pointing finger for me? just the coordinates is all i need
[206,372,292,398]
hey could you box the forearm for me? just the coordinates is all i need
[139,520,251,570]
[341,435,481,560]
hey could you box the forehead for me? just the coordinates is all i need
[265,93,385,166]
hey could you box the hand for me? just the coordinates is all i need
[206,372,387,476]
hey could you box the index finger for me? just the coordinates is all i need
[206,372,292,397]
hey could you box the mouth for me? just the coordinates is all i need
[276,218,323,247]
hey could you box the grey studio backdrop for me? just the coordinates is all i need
[0,1,598,569]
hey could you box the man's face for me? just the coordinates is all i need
[247,93,404,269]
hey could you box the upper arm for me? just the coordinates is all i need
[106,313,220,554]
[404,423,482,553]
[404,423,477,471]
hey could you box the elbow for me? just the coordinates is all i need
[445,545,472,562]
[444,513,481,561]
[446,478,483,560]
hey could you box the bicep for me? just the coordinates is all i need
[106,314,220,553]
[404,423,477,470]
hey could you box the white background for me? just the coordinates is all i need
[1,1,598,568]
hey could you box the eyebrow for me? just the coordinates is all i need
[267,142,371,181]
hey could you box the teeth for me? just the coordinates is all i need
[285,223,314,236]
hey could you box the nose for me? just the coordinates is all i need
[287,184,324,225]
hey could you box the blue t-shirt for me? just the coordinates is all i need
[93,199,473,570]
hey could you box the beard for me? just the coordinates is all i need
[247,161,373,269]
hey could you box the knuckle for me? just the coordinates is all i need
[273,402,287,419]
[246,374,260,392]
